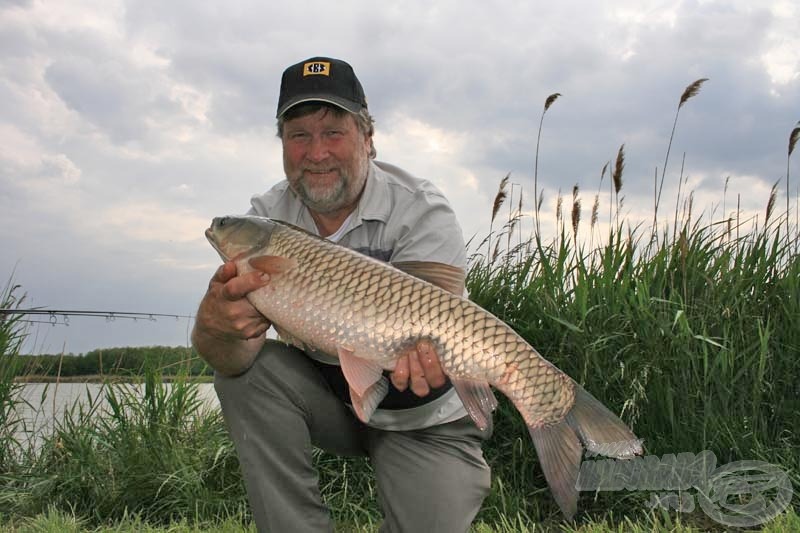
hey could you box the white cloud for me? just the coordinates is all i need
[41,153,82,184]
[95,202,209,244]
[760,1,800,88]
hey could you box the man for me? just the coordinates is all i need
[193,56,491,533]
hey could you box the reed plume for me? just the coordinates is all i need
[612,145,625,224]
[656,78,709,228]
[679,78,708,108]
[790,122,800,157]
[765,180,778,226]
[492,173,510,223]
[488,173,510,262]
[613,144,625,195]
[556,189,563,228]
[599,162,609,189]
[544,93,561,112]
[534,92,561,235]
[571,185,581,239]
[787,121,799,240]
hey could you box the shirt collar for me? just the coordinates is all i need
[292,160,391,235]
[352,160,392,224]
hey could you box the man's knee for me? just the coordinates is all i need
[214,340,315,407]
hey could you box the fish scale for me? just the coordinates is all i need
[206,215,643,518]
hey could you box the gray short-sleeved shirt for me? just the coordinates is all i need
[247,160,468,430]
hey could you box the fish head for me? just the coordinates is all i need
[205,215,279,262]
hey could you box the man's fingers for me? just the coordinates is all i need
[417,341,446,389]
[407,348,430,397]
[211,262,238,285]
[242,320,270,340]
[391,355,410,391]
[221,271,271,301]
[390,342,447,396]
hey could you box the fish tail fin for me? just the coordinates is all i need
[565,383,644,459]
[528,419,583,519]
[528,383,643,519]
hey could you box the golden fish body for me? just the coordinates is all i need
[206,215,642,518]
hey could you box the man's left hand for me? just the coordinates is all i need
[390,340,446,397]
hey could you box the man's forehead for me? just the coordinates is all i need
[283,108,357,129]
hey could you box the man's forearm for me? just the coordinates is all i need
[191,325,266,377]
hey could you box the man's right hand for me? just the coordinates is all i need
[192,262,272,375]
[196,262,272,340]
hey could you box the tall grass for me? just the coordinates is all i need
[466,111,800,524]
[5,369,248,524]
[1,278,29,483]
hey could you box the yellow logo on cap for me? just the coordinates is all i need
[303,61,331,76]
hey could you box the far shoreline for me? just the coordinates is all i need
[14,375,214,384]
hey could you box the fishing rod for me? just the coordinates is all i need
[0,308,195,327]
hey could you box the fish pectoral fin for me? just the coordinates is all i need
[451,378,498,432]
[349,377,389,424]
[248,255,298,276]
[337,345,385,398]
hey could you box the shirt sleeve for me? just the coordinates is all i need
[388,187,467,271]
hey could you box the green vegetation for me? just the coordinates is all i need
[2,81,798,531]
[14,346,211,380]
[1,279,28,477]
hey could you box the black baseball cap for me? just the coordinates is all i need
[276,57,368,118]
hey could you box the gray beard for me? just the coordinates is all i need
[295,177,348,214]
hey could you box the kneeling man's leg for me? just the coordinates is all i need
[214,340,365,532]
[367,416,492,533]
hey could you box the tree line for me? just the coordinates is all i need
[13,346,211,377]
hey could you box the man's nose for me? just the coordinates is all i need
[307,135,330,162]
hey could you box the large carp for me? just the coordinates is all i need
[205,215,642,518]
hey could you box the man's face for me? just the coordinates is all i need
[281,107,371,215]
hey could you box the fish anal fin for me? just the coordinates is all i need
[349,377,389,424]
[249,255,298,276]
[529,420,582,520]
[451,378,498,432]
[337,345,384,398]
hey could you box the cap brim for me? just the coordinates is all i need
[276,95,364,118]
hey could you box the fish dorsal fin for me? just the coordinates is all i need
[249,255,298,276]
[337,345,384,398]
[451,378,498,432]
[392,261,466,295]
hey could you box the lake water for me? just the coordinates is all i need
[10,382,220,449]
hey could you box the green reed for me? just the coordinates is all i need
[0,278,29,483]
[2,369,248,525]
[466,156,799,525]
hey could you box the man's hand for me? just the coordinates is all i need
[390,340,446,397]
[196,262,272,341]
[192,262,272,376]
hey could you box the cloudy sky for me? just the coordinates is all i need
[1,0,798,355]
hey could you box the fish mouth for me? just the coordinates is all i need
[205,227,228,261]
